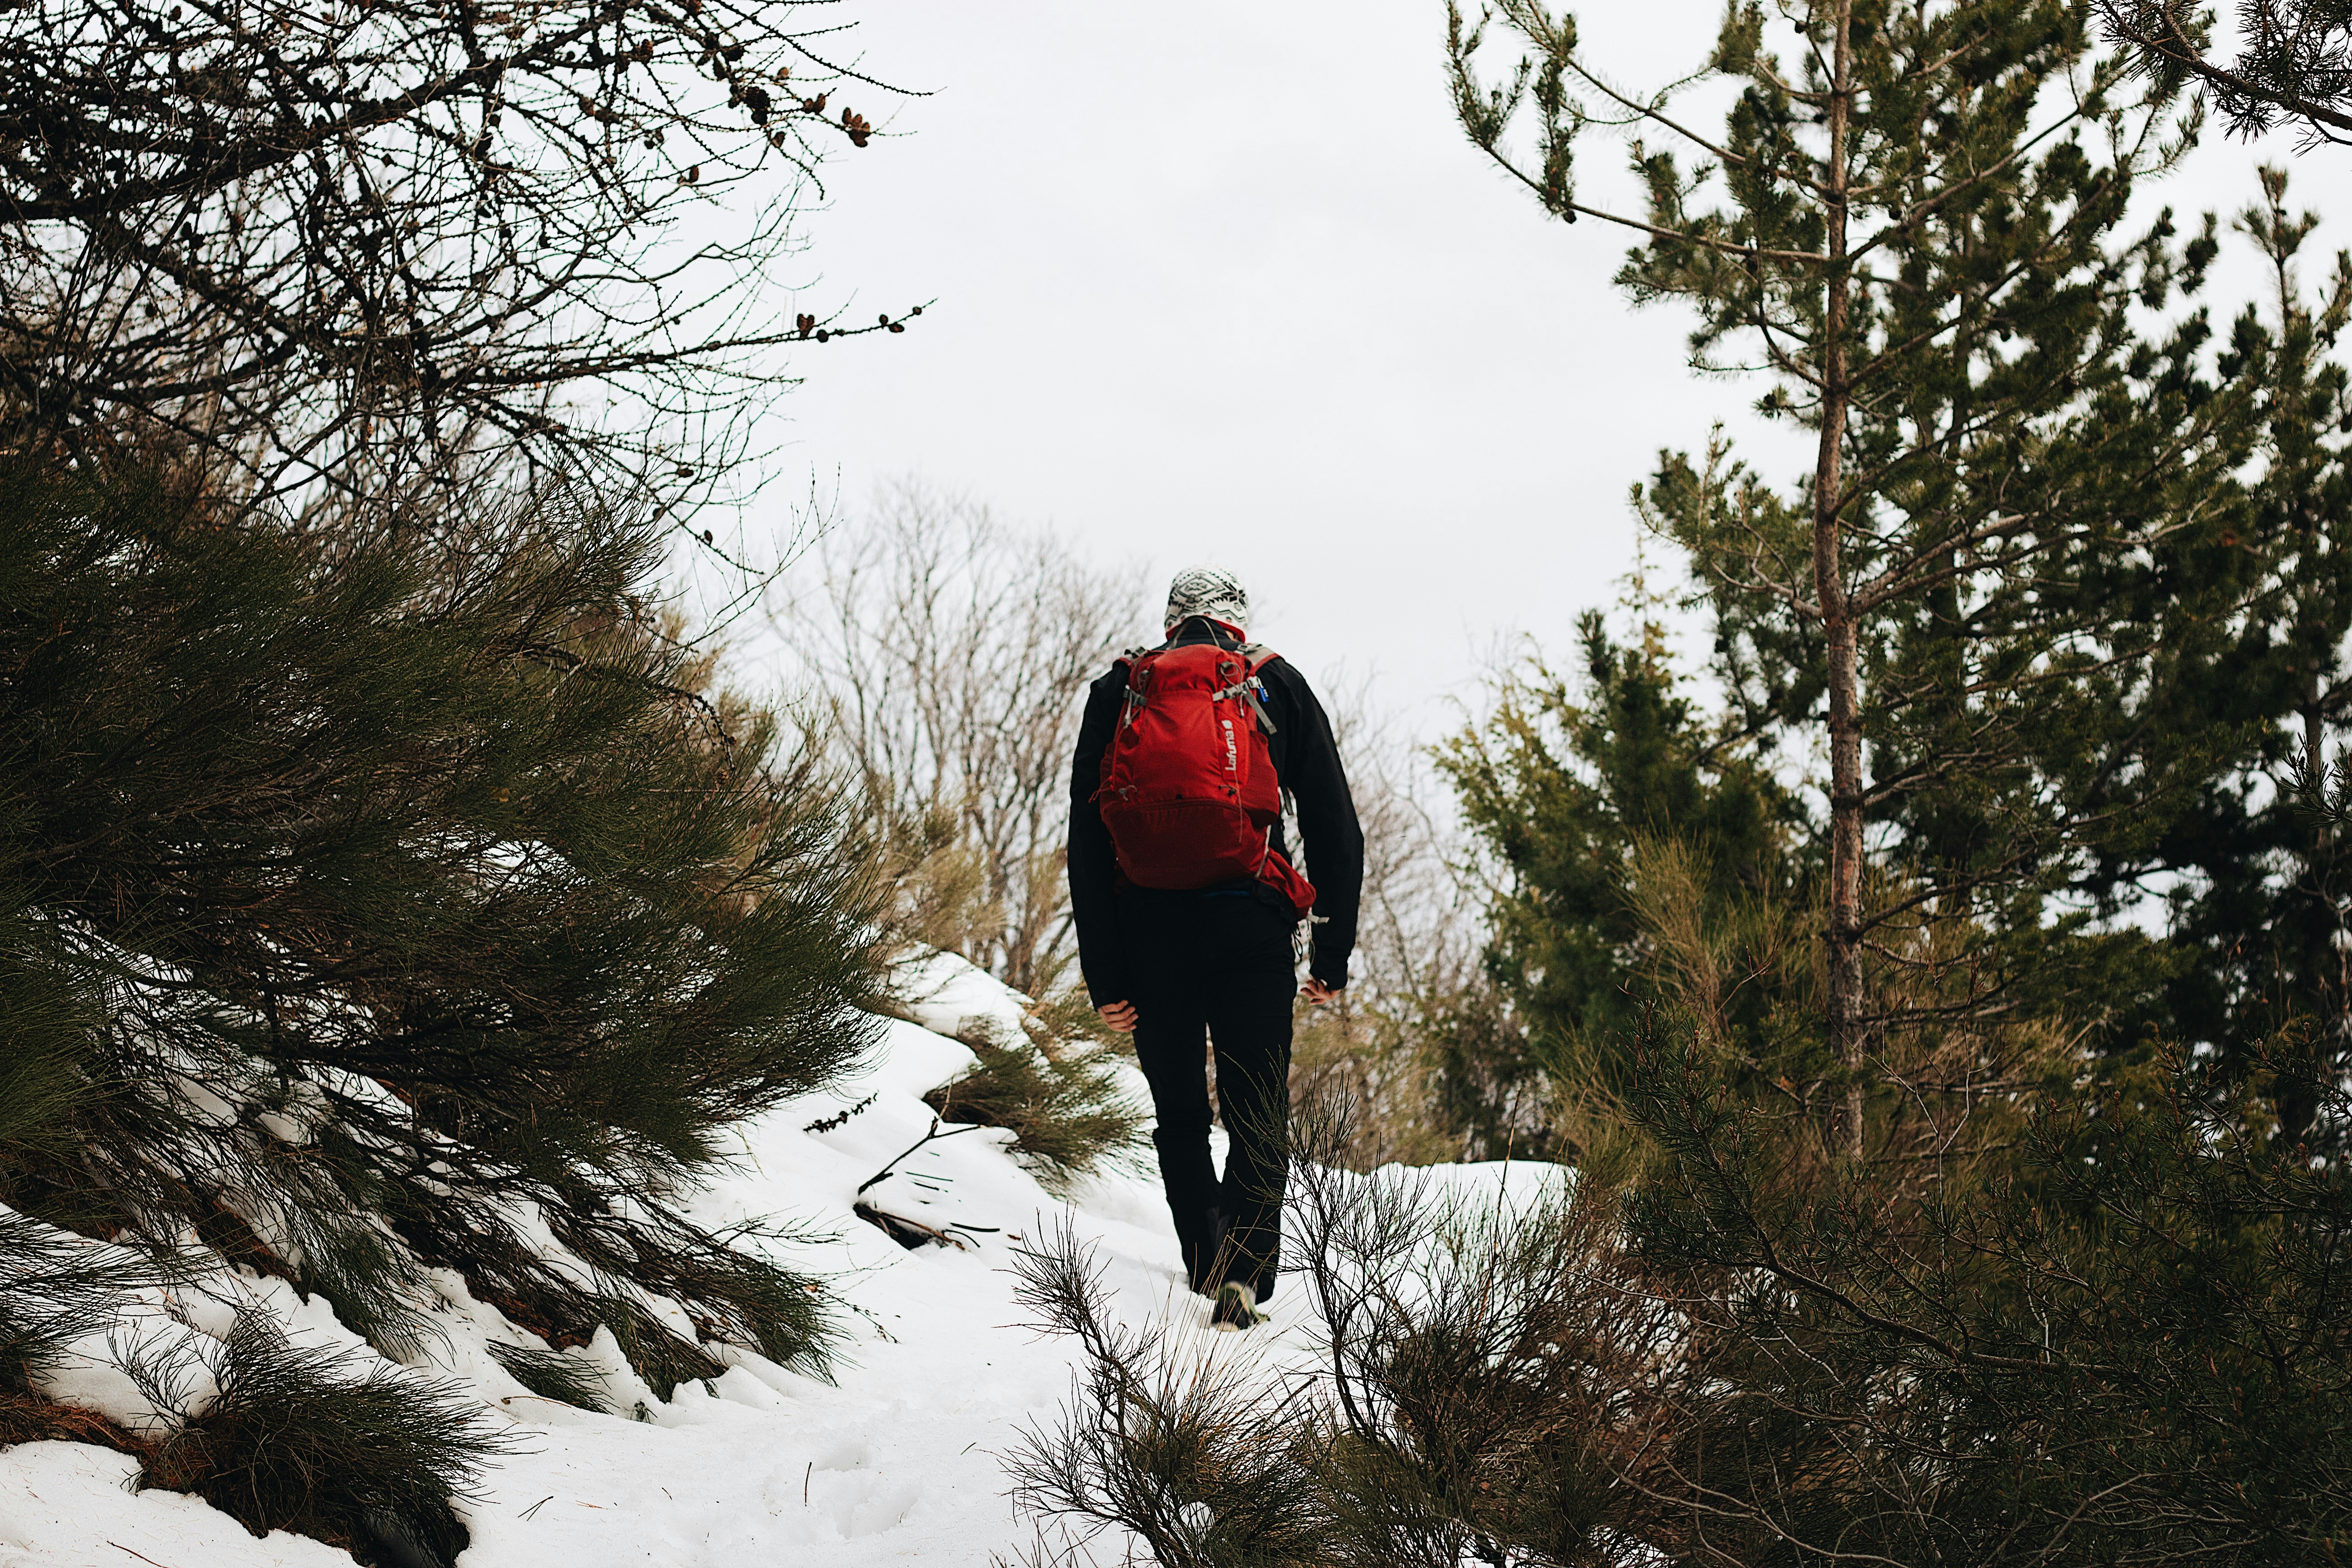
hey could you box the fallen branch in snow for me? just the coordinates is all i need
[852,1202,973,1252]
[856,1117,985,1196]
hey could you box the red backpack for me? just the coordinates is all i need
[1093,641,1318,916]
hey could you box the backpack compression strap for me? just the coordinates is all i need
[1112,642,1280,733]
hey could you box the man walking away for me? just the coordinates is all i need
[1068,566,1362,1331]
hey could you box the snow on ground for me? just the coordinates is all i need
[0,954,1539,1567]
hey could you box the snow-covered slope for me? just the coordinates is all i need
[0,955,1312,1568]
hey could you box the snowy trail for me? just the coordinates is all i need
[0,956,1330,1568]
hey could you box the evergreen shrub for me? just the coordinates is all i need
[485,1340,611,1414]
[0,1208,179,1451]
[127,1310,510,1566]
[0,458,886,1395]
[0,1211,172,1392]
[1010,1044,2352,1566]
[924,1006,1147,1188]
[1006,1220,1332,1567]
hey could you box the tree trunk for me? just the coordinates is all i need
[2288,678,2337,1142]
[1813,0,1864,1161]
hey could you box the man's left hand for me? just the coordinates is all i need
[1301,977,1342,1006]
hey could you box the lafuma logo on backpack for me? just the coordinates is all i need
[1094,639,1316,915]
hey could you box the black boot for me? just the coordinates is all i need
[1179,1207,1231,1297]
[1210,1280,1265,1333]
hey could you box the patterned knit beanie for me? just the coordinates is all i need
[1163,565,1250,634]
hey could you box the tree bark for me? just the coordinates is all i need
[2289,678,2337,1142]
[1813,0,1864,1162]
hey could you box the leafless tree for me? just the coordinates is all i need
[1284,680,1536,1167]
[1290,677,1554,1168]
[770,480,1144,994]
[776,497,1527,1156]
[0,0,919,510]
[1313,679,1483,1015]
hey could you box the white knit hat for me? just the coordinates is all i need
[1163,565,1250,633]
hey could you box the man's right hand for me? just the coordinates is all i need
[1097,1000,1138,1033]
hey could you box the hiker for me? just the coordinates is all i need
[1068,566,1362,1331]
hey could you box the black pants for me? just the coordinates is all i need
[1117,886,1295,1300]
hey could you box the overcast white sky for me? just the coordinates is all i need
[720,0,2351,733]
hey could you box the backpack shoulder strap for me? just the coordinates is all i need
[1112,646,1159,727]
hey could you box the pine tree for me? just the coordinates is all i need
[0,457,884,1390]
[2136,168,2352,1144]
[1450,0,2328,1154]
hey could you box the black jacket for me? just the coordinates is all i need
[1068,617,1364,1006]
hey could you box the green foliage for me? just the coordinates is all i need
[0,950,94,1158]
[129,1311,512,1567]
[2135,171,2352,1143]
[0,457,883,1390]
[2099,0,2352,146]
[1286,989,1504,1170]
[1015,1039,2352,1565]
[486,1341,612,1415]
[0,1210,178,1393]
[924,1007,1147,1189]
[1441,610,1808,1122]
[1597,1024,2352,1563]
[1401,978,1549,1165]
[0,1195,179,1460]
[1612,4,2291,1041]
